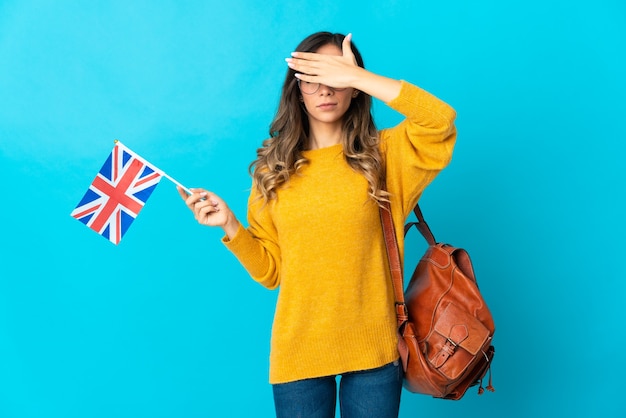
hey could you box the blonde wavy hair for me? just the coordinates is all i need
[249,32,388,205]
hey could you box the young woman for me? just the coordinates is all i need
[179,31,457,418]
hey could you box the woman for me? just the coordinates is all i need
[179,31,456,418]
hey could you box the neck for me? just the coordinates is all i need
[307,121,344,150]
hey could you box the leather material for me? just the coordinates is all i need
[381,202,496,400]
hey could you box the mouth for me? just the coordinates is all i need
[317,103,337,110]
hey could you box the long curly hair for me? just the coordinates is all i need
[249,31,388,205]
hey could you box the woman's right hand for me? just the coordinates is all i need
[177,186,240,239]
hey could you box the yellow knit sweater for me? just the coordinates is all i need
[223,81,456,384]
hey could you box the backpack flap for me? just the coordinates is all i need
[428,303,490,380]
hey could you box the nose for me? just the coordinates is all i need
[318,84,334,95]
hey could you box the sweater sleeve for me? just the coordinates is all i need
[381,80,457,219]
[221,186,281,290]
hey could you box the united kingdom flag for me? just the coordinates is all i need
[71,141,163,245]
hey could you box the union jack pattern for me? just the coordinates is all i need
[71,142,162,244]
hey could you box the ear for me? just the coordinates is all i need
[352,90,359,98]
[299,96,304,102]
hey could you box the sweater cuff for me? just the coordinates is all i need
[221,223,248,249]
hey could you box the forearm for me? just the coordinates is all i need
[222,224,281,290]
[350,67,402,104]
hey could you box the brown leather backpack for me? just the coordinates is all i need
[380,202,495,400]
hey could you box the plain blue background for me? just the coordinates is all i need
[1,1,624,417]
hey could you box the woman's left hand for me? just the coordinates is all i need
[286,33,361,89]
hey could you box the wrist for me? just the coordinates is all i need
[349,66,370,89]
[351,70,401,103]
[222,213,240,240]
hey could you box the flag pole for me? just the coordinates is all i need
[162,172,193,195]
[114,139,194,195]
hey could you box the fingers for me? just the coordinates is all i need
[177,186,217,211]
[287,33,357,83]
[286,55,321,77]
[178,187,202,205]
[177,185,205,204]
[177,185,234,228]
[190,191,219,212]
[286,54,344,82]
[188,191,224,225]
[289,33,355,62]
[342,33,354,59]
[195,198,221,219]
[176,185,190,201]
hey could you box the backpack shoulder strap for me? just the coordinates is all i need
[403,204,437,245]
[379,200,408,325]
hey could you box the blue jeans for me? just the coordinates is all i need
[272,360,403,418]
